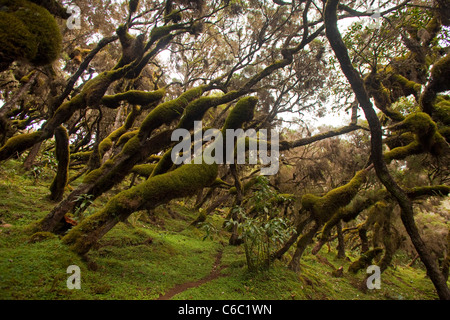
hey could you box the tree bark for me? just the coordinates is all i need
[23,141,43,171]
[336,221,346,259]
[288,222,320,272]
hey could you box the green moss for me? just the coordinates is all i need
[384,112,446,162]
[149,148,174,178]
[130,164,156,178]
[121,135,141,155]
[82,167,104,184]
[301,170,368,223]
[222,96,258,131]
[438,126,450,143]
[116,130,138,146]
[0,0,62,70]
[82,71,116,107]
[98,138,113,157]
[0,131,41,160]
[28,231,57,243]
[406,185,450,198]
[429,53,450,93]
[391,74,422,95]
[0,12,36,68]
[70,151,92,162]
[434,97,450,125]
[149,24,183,42]
[101,89,165,109]
[177,96,217,129]
[138,86,205,139]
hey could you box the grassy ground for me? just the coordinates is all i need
[0,159,445,300]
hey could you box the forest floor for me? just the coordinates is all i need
[0,159,446,300]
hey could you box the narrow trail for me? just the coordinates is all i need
[156,250,227,300]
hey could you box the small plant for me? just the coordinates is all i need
[73,194,94,221]
[226,207,294,272]
[198,221,219,241]
[225,177,296,272]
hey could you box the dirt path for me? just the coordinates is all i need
[156,250,227,300]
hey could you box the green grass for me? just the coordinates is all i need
[0,159,445,300]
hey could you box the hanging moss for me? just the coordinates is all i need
[301,170,368,223]
[101,88,165,109]
[49,126,70,201]
[129,0,139,14]
[0,0,62,71]
[348,247,383,274]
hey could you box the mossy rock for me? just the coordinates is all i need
[29,231,57,243]
[0,0,62,71]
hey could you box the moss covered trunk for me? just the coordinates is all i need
[62,162,218,255]
[288,222,320,272]
[49,126,69,201]
[38,129,172,233]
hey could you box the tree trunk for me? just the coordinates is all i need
[288,222,320,272]
[336,221,346,259]
[49,126,70,202]
[23,141,42,171]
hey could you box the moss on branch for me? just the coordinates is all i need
[301,170,368,223]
